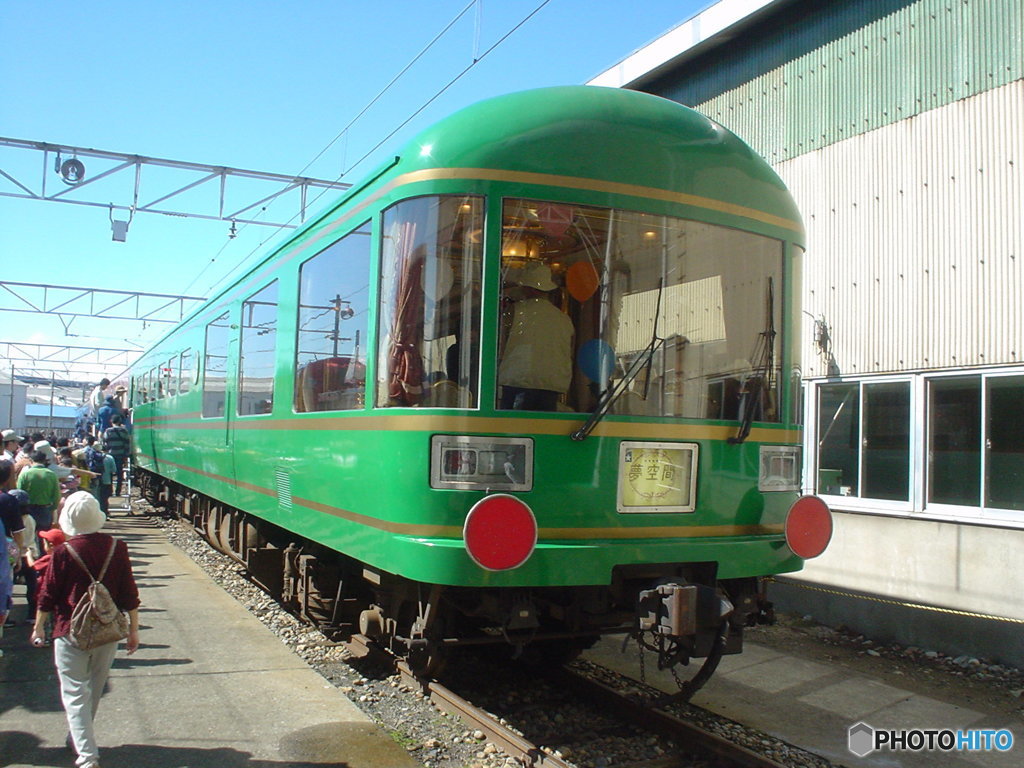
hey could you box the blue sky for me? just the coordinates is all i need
[1,0,705,366]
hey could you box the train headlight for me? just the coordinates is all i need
[463,494,538,571]
[785,495,833,559]
[759,445,802,492]
[430,435,533,491]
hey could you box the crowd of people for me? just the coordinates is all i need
[1,424,133,637]
[2,389,139,768]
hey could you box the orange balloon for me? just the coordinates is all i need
[566,261,599,302]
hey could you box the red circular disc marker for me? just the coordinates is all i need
[785,495,833,559]
[463,494,538,571]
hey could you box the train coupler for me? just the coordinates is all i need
[636,583,733,640]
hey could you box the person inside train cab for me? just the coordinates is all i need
[498,262,574,411]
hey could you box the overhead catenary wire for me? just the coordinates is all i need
[184,0,553,305]
[178,0,481,300]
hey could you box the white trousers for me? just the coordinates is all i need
[54,636,118,767]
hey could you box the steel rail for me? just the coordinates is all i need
[336,634,572,768]
[553,666,792,768]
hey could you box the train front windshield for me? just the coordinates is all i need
[497,199,784,421]
[375,194,784,422]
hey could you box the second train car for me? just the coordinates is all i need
[125,85,832,683]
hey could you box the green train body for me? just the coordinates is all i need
[124,86,830,670]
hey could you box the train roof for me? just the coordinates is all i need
[130,86,802,366]
[386,85,803,238]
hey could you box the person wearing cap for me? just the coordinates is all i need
[2,429,23,462]
[498,261,575,411]
[30,526,65,638]
[33,526,65,573]
[32,490,140,768]
[16,449,61,550]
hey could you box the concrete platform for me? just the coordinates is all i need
[585,635,1021,767]
[0,508,419,768]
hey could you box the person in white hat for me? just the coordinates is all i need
[498,261,575,411]
[2,429,23,462]
[32,490,140,768]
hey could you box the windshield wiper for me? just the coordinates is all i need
[728,277,776,445]
[571,279,664,441]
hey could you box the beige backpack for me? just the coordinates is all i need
[65,540,130,650]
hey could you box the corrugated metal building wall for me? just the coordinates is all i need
[602,0,1024,663]
[650,0,1023,165]
[786,79,1022,375]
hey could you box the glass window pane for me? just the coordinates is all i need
[987,375,1024,511]
[296,223,371,412]
[929,377,981,506]
[165,358,177,398]
[239,281,279,416]
[496,199,783,417]
[817,383,859,496]
[202,312,231,418]
[377,196,483,408]
[862,381,910,501]
[179,349,192,395]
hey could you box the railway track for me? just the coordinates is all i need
[345,633,795,768]
[552,665,793,768]
[169,501,816,768]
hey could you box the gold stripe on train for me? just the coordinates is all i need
[136,413,799,443]
[137,453,787,542]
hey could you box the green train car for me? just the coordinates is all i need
[124,86,831,679]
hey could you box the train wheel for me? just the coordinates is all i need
[206,507,228,554]
[218,510,237,557]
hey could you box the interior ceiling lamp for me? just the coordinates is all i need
[109,204,134,243]
[54,151,86,185]
[501,233,544,259]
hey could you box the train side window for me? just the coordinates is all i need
[202,311,231,418]
[239,281,279,416]
[295,222,371,412]
[377,195,483,409]
[179,349,192,395]
[154,367,164,399]
[165,357,177,398]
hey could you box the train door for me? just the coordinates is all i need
[144,366,159,473]
[222,333,238,486]
[201,310,237,492]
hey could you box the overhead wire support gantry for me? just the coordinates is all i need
[0,341,138,372]
[0,281,207,327]
[0,136,351,229]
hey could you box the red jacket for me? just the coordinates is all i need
[36,532,140,640]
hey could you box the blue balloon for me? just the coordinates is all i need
[577,339,616,383]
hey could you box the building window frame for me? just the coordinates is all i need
[806,367,1024,529]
